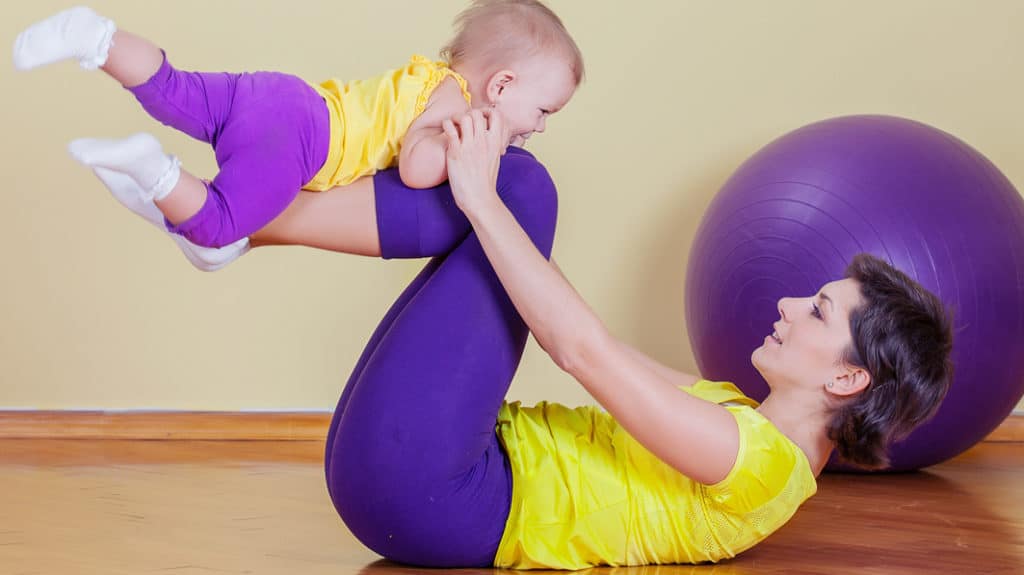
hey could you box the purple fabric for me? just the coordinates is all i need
[128,54,330,248]
[324,148,557,567]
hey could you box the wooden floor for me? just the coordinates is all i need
[1,440,1021,575]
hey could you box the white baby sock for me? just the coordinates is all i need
[68,133,180,202]
[13,6,116,71]
[90,166,250,272]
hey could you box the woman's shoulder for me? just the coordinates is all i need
[683,381,816,503]
[683,379,759,408]
[704,405,817,508]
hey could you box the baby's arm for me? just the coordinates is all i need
[398,78,472,189]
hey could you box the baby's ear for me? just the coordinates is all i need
[486,70,516,102]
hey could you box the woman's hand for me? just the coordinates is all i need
[442,109,511,216]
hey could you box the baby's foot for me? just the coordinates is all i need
[69,133,179,201]
[90,166,249,272]
[13,6,116,71]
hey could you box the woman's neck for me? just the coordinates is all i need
[756,391,834,476]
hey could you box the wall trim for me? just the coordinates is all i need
[0,410,1020,442]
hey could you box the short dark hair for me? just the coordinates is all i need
[827,253,954,469]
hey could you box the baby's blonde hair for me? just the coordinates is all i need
[440,0,585,85]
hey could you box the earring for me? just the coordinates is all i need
[826,381,834,389]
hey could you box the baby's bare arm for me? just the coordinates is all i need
[398,78,472,189]
[399,129,449,189]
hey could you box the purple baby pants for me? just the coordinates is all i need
[128,55,330,248]
[324,148,558,567]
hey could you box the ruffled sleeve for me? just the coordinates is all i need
[411,54,472,116]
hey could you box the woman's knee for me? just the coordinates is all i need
[495,155,559,257]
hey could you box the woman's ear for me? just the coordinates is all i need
[485,70,516,105]
[828,366,872,397]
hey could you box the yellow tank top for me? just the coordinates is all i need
[304,55,472,191]
[494,380,817,569]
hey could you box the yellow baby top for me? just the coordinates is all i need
[494,380,817,569]
[305,55,472,191]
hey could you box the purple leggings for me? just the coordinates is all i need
[128,55,330,248]
[324,148,558,567]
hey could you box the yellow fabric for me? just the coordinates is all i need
[494,380,817,569]
[304,55,471,191]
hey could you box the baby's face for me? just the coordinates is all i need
[493,53,577,147]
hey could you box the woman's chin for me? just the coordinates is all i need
[750,347,770,376]
[750,345,764,365]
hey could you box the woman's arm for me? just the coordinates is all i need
[443,111,739,485]
[551,259,701,390]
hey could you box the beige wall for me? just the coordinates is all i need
[3,0,1022,411]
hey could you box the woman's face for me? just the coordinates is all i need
[751,278,864,392]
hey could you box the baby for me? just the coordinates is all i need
[13,0,582,268]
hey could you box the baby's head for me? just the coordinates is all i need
[441,0,584,146]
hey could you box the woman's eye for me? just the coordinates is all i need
[811,303,822,319]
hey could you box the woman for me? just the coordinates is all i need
[87,110,953,569]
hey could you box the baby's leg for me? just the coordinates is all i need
[69,133,207,224]
[69,133,181,201]
[325,154,558,567]
[15,7,166,88]
[13,8,159,95]
[13,7,116,71]
[89,167,248,272]
[19,8,320,241]
[71,66,327,248]
[17,6,241,146]
[17,8,217,228]
[101,31,164,88]
[71,132,294,248]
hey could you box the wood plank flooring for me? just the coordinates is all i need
[1,440,1020,574]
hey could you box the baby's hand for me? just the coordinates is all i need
[442,109,511,215]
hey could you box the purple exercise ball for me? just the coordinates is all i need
[685,115,1024,471]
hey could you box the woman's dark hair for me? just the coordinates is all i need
[827,253,954,469]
